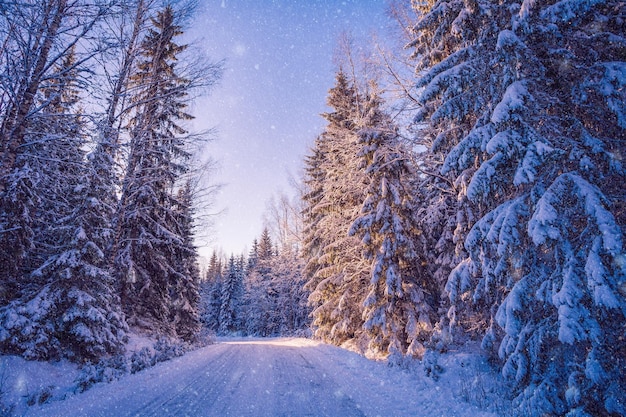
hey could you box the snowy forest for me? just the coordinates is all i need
[0,0,625,416]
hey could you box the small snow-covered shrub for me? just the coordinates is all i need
[130,347,155,374]
[74,336,197,394]
[386,351,421,373]
[74,354,128,393]
[153,338,186,363]
[74,366,100,393]
[26,385,56,406]
[0,402,13,417]
[423,350,444,381]
[196,329,217,346]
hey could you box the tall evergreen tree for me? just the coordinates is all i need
[302,70,369,346]
[410,0,626,414]
[258,227,274,261]
[92,0,154,267]
[113,5,197,335]
[349,86,436,357]
[0,0,70,305]
[244,233,276,336]
[200,251,223,332]
[170,181,201,341]
[219,255,243,335]
[0,47,128,361]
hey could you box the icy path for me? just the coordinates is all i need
[29,338,495,417]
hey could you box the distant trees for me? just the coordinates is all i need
[243,228,276,335]
[269,250,309,334]
[202,226,310,338]
[219,255,243,334]
[200,251,223,332]
[0,1,220,362]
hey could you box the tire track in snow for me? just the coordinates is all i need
[134,341,367,416]
[132,343,238,416]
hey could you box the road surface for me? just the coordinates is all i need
[30,338,495,416]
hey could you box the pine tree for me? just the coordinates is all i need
[243,234,275,336]
[302,70,369,346]
[410,0,626,414]
[219,255,242,335]
[247,239,259,272]
[0,0,70,306]
[349,86,436,357]
[26,48,87,272]
[258,228,274,261]
[270,249,310,335]
[113,5,195,335]
[0,48,128,361]
[235,254,247,330]
[170,181,201,341]
[91,0,153,266]
[200,251,223,332]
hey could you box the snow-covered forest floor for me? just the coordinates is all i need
[1,337,513,416]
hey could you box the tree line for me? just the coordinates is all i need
[0,0,221,362]
[299,1,625,416]
[200,227,310,338]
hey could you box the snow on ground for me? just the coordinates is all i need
[2,337,512,416]
[0,355,79,415]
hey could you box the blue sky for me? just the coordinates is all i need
[188,0,392,256]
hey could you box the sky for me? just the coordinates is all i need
[186,0,393,257]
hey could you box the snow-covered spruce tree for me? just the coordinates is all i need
[26,49,86,272]
[169,181,201,341]
[200,251,223,332]
[243,230,276,336]
[302,70,369,346]
[218,255,243,335]
[410,0,625,414]
[0,0,70,306]
[270,249,310,335]
[349,85,437,357]
[412,139,468,345]
[247,239,259,272]
[114,5,198,336]
[235,254,247,331]
[258,227,274,260]
[89,0,154,267]
[0,47,128,361]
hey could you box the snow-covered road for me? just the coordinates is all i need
[29,338,496,416]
